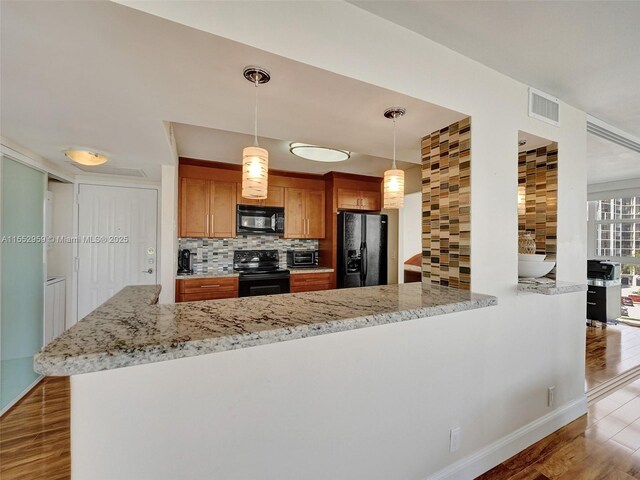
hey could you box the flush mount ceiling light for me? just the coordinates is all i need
[242,66,270,200]
[289,143,350,162]
[383,107,406,209]
[64,149,108,166]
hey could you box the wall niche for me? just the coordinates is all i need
[517,131,557,280]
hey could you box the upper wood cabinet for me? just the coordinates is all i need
[236,185,284,208]
[337,188,381,212]
[284,188,325,239]
[180,178,236,238]
[180,178,209,238]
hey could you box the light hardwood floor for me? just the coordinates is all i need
[3,324,640,480]
[477,378,640,479]
[0,377,69,480]
[586,323,640,391]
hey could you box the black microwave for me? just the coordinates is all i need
[287,250,319,268]
[237,205,285,235]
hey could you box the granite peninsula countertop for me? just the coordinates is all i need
[35,282,496,376]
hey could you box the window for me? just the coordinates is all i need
[595,196,640,257]
[591,196,640,320]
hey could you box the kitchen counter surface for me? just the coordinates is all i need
[289,267,334,274]
[176,268,333,280]
[35,282,496,376]
[517,279,587,295]
[177,272,239,279]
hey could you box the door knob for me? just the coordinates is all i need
[142,268,153,274]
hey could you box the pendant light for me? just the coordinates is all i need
[383,107,406,209]
[242,66,270,200]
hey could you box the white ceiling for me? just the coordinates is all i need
[587,133,640,185]
[351,1,640,138]
[351,0,640,185]
[0,1,465,181]
[173,123,416,177]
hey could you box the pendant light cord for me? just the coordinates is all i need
[392,116,397,169]
[254,77,259,147]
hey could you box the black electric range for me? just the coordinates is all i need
[233,250,290,297]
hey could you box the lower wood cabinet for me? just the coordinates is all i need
[175,277,238,302]
[290,272,334,293]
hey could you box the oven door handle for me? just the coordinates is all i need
[239,272,290,281]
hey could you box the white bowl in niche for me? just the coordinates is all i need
[518,253,546,262]
[518,260,555,278]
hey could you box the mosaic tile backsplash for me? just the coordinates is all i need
[421,117,471,290]
[518,143,558,256]
[178,236,319,274]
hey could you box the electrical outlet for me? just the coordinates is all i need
[548,386,556,407]
[449,427,461,452]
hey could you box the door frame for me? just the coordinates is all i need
[72,181,160,326]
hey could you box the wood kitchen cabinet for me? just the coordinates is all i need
[175,277,238,302]
[337,188,381,212]
[236,185,284,208]
[284,188,325,239]
[290,272,333,293]
[179,178,236,238]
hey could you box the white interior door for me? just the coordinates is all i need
[77,185,157,320]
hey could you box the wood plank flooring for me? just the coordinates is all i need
[3,323,640,480]
[586,323,640,391]
[477,378,640,479]
[0,377,70,480]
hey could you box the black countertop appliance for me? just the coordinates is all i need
[177,249,193,275]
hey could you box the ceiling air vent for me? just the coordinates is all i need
[528,87,560,126]
[71,163,146,177]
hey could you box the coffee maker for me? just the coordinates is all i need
[177,249,192,275]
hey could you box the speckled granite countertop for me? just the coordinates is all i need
[517,279,587,295]
[34,282,496,376]
[176,268,333,280]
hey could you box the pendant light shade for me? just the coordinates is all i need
[383,107,406,209]
[384,168,405,209]
[242,146,269,199]
[242,66,270,200]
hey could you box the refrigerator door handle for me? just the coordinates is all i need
[362,242,368,281]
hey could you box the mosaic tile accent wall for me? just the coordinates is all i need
[178,236,318,274]
[517,143,558,257]
[421,117,471,290]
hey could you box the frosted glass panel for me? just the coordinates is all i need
[1,156,44,411]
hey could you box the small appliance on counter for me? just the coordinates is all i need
[177,249,193,275]
[236,205,285,236]
[234,250,290,297]
[587,259,622,324]
[287,250,319,268]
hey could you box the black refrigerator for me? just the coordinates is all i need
[337,212,388,288]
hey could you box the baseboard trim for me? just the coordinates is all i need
[425,395,587,480]
[587,364,640,406]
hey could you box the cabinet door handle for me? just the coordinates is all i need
[200,285,221,288]
[210,214,215,234]
[206,214,209,235]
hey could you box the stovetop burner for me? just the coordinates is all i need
[233,249,289,277]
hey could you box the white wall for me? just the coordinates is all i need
[401,192,422,263]
[47,180,74,328]
[159,165,178,303]
[111,1,589,476]
[72,291,586,480]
